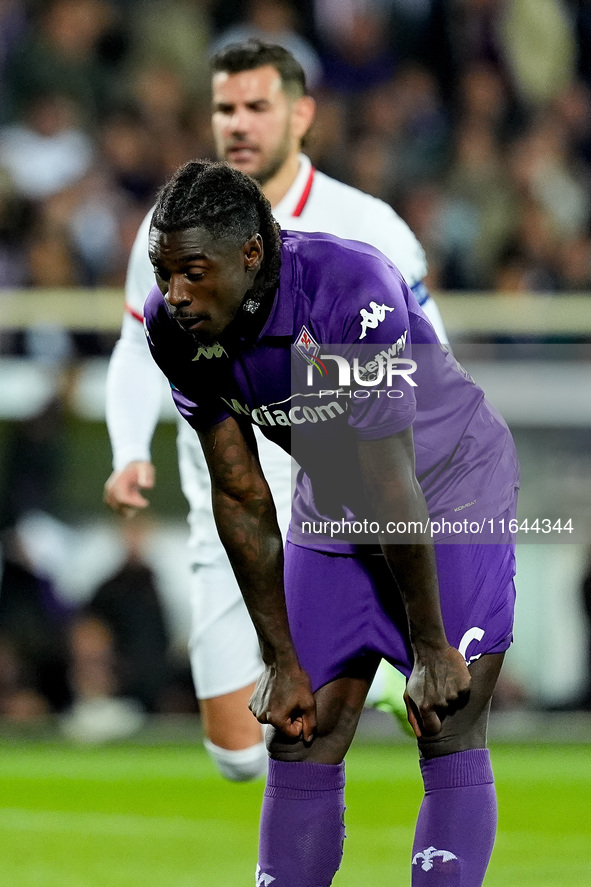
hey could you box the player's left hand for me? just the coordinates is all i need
[249,662,317,743]
[404,645,471,738]
[103,460,155,518]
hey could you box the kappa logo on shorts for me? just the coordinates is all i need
[255,864,276,886]
[359,301,394,339]
[412,846,458,872]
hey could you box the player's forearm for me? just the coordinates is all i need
[199,418,299,669]
[375,481,448,653]
[106,334,164,470]
[359,431,449,654]
[212,486,298,667]
[381,539,448,656]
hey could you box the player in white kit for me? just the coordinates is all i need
[104,41,448,781]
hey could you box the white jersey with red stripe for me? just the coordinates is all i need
[274,155,428,289]
[105,156,447,697]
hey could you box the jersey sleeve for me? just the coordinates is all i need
[105,207,166,471]
[296,239,416,440]
[307,243,418,441]
[124,208,156,318]
[344,273,417,441]
[105,328,168,470]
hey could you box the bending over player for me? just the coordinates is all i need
[104,41,446,780]
[142,159,520,886]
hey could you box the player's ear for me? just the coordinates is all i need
[243,234,264,272]
[291,95,316,144]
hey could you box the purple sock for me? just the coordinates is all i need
[412,749,497,886]
[257,759,346,887]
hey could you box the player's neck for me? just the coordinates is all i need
[261,153,301,209]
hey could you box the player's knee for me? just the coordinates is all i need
[204,738,268,782]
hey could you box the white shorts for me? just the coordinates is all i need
[187,554,262,699]
[179,420,293,699]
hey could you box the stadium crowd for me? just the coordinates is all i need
[0,0,590,320]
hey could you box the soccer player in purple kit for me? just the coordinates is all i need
[143,159,520,886]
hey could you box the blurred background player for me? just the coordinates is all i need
[103,40,447,781]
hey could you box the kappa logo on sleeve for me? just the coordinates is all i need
[359,301,394,339]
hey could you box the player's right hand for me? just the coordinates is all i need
[103,460,155,517]
[249,662,317,744]
[404,644,471,738]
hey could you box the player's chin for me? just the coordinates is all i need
[188,327,217,346]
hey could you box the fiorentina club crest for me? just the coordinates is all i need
[294,325,320,363]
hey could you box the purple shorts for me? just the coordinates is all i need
[284,528,516,693]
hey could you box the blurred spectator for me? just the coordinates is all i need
[0,525,71,721]
[499,198,562,292]
[442,0,513,96]
[97,108,160,208]
[346,132,399,203]
[305,89,349,180]
[574,0,591,90]
[523,114,589,237]
[313,0,396,95]
[61,516,194,742]
[212,0,323,90]
[500,0,576,110]
[0,92,95,201]
[557,234,591,292]
[0,390,68,528]
[377,64,449,185]
[210,0,317,41]
[84,530,170,713]
[493,242,535,294]
[442,118,517,288]
[0,0,29,124]
[124,0,211,99]
[0,168,31,290]
[0,0,589,327]
[65,168,143,287]
[551,79,591,173]
[384,0,440,66]
[454,60,526,143]
[21,211,98,357]
[394,182,447,291]
[3,0,123,126]
[122,63,211,178]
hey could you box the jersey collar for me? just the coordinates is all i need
[255,241,297,340]
[274,154,315,218]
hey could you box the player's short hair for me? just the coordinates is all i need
[151,159,282,295]
[211,40,307,99]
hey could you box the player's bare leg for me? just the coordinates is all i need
[267,671,375,764]
[200,682,267,781]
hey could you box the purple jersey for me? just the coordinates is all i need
[144,231,519,551]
